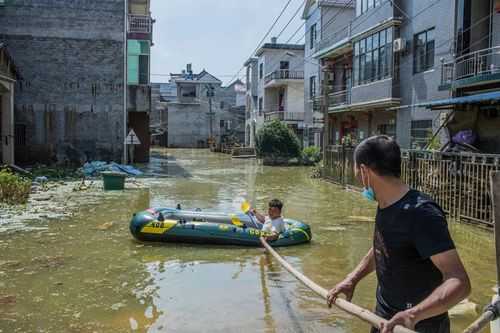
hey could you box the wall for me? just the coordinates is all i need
[0,0,125,164]
[304,1,321,126]
[286,82,305,114]
[167,102,209,148]
[493,6,500,47]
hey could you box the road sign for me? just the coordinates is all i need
[125,129,141,145]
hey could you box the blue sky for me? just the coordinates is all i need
[150,0,306,85]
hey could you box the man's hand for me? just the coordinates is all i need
[265,233,279,241]
[380,310,416,333]
[326,278,356,307]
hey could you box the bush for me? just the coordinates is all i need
[302,146,322,165]
[256,120,301,162]
[0,168,31,205]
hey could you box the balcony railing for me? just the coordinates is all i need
[441,46,500,85]
[328,90,351,108]
[264,111,305,122]
[128,14,153,34]
[264,70,304,84]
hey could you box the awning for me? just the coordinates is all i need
[415,91,500,110]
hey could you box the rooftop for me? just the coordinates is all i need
[255,43,305,56]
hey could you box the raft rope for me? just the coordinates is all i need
[259,237,417,333]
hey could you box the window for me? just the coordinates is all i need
[309,76,316,99]
[357,0,381,16]
[180,84,196,98]
[258,97,263,115]
[259,63,263,79]
[220,120,225,128]
[414,28,435,73]
[353,27,393,86]
[220,101,225,109]
[280,61,289,70]
[310,23,317,49]
[127,40,150,85]
[411,120,433,149]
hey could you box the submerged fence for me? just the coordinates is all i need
[323,145,500,226]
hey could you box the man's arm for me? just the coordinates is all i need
[251,209,266,223]
[327,247,376,306]
[381,249,471,333]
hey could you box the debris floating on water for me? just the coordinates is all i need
[347,216,375,223]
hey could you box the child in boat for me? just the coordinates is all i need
[251,199,286,240]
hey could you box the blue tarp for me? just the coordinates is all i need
[82,161,143,177]
[416,91,500,109]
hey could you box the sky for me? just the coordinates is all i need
[150,0,306,86]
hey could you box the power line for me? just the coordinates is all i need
[227,0,295,85]
[277,0,306,39]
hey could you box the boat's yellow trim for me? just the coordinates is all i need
[141,219,177,234]
[289,228,310,241]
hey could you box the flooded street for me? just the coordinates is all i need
[0,149,496,333]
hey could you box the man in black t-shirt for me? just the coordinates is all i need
[326,135,471,333]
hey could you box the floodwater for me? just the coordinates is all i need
[0,149,496,333]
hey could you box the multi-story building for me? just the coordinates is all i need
[245,38,306,147]
[303,0,355,148]
[0,0,153,165]
[421,0,500,153]
[244,57,259,147]
[316,0,472,150]
[166,65,246,148]
[127,0,153,162]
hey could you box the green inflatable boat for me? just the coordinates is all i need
[129,207,312,247]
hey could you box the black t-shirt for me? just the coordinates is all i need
[374,189,455,318]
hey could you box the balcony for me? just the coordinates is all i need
[440,46,500,89]
[328,90,351,109]
[128,14,153,34]
[264,70,304,87]
[264,111,305,123]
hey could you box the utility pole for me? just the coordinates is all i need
[206,84,215,147]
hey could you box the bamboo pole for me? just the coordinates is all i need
[462,171,500,333]
[260,238,417,333]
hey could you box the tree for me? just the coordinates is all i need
[256,120,301,162]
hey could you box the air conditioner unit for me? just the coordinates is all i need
[393,38,406,53]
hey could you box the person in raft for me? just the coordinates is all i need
[326,135,471,333]
[251,199,286,241]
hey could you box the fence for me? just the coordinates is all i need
[323,145,500,226]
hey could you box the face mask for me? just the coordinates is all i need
[360,168,376,202]
[362,187,376,201]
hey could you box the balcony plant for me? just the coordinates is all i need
[256,120,301,165]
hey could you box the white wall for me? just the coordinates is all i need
[286,82,305,114]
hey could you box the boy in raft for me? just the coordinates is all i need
[327,135,470,333]
[251,199,286,241]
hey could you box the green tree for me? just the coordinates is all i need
[256,120,301,160]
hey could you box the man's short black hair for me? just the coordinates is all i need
[268,199,283,211]
[354,135,401,178]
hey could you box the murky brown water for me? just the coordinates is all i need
[0,149,496,332]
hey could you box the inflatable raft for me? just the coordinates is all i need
[129,207,312,247]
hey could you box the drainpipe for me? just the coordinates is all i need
[123,0,128,164]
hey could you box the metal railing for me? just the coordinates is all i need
[264,70,304,84]
[324,145,500,226]
[128,14,153,34]
[441,46,500,85]
[264,111,305,122]
[328,90,351,108]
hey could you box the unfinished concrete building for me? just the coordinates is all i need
[0,0,153,165]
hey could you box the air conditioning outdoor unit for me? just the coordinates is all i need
[393,38,406,53]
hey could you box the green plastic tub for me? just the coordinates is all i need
[102,172,126,191]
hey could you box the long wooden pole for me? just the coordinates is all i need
[462,171,500,333]
[260,238,417,333]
